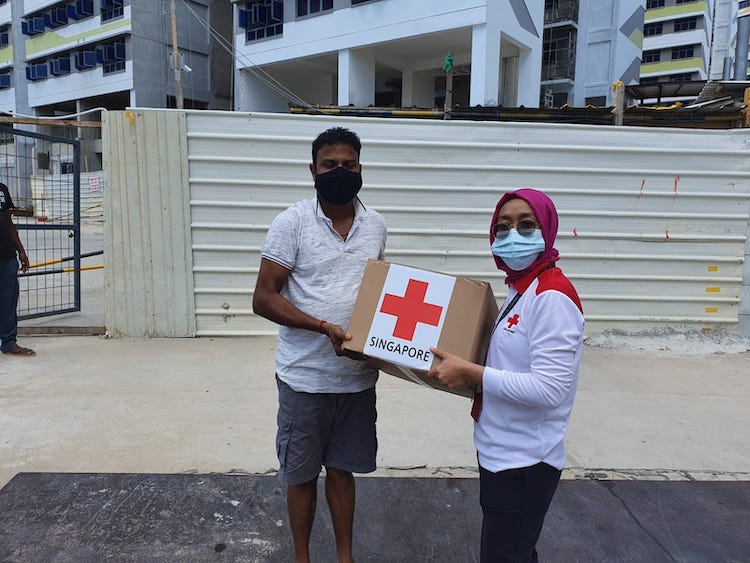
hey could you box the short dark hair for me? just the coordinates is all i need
[311,127,361,167]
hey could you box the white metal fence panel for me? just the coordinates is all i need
[183,111,750,337]
[103,110,196,337]
[30,171,103,224]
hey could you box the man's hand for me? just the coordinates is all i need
[321,322,352,356]
[427,347,484,388]
[18,250,29,273]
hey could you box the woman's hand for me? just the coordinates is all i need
[427,347,484,388]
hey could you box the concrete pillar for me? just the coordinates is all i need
[735,15,750,80]
[401,70,414,107]
[237,70,289,112]
[338,48,375,107]
[401,69,435,108]
[469,24,501,107]
[10,0,34,208]
[516,43,542,107]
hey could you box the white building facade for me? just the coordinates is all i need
[232,0,649,111]
[0,0,231,119]
[639,0,749,88]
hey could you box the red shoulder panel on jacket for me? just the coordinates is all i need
[536,268,583,313]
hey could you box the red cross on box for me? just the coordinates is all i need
[380,279,443,341]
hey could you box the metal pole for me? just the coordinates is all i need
[170,0,184,109]
[443,69,453,120]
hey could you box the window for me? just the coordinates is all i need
[646,0,664,8]
[98,39,126,74]
[44,6,68,29]
[0,73,11,89]
[669,72,695,82]
[352,0,379,4]
[101,0,124,22]
[69,0,95,20]
[241,1,283,42]
[26,62,49,81]
[296,0,332,17]
[0,28,9,48]
[639,76,660,84]
[671,45,694,59]
[644,22,663,36]
[21,17,46,37]
[50,56,71,76]
[642,50,661,63]
[674,17,697,32]
[675,0,694,4]
[75,50,97,70]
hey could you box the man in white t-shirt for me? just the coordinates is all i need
[253,127,386,563]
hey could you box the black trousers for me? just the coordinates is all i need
[479,461,561,563]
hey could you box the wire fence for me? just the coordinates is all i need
[0,126,82,320]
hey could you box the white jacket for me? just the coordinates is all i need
[475,264,585,471]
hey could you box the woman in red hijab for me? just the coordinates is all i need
[429,188,584,562]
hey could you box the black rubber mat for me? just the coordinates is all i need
[0,473,748,562]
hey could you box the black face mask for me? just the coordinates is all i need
[314,167,362,205]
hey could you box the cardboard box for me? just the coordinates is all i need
[343,260,499,398]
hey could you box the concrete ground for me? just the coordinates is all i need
[2,335,749,486]
[1,334,749,561]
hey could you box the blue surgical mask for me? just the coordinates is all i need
[491,229,545,271]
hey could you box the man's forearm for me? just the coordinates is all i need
[7,221,25,255]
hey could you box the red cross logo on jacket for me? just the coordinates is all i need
[506,314,520,330]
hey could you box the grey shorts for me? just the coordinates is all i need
[275,376,378,485]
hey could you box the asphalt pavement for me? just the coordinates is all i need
[0,334,748,561]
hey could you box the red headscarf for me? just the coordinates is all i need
[489,188,560,285]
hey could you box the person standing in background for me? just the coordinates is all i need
[1,182,35,357]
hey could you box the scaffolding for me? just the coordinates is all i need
[542,28,577,81]
[544,0,579,25]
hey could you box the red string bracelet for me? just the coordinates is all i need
[317,320,327,333]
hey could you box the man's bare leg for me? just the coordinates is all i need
[325,466,356,563]
[287,478,317,563]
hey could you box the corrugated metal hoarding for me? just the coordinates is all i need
[105,109,750,337]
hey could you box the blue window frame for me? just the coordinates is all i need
[69,0,95,20]
[26,63,49,81]
[101,0,124,22]
[45,7,68,29]
[296,0,332,17]
[0,29,9,48]
[0,73,11,89]
[241,1,283,42]
[98,39,126,74]
[22,17,46,37]
[75,50,97,70]
[50,56,71,76]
